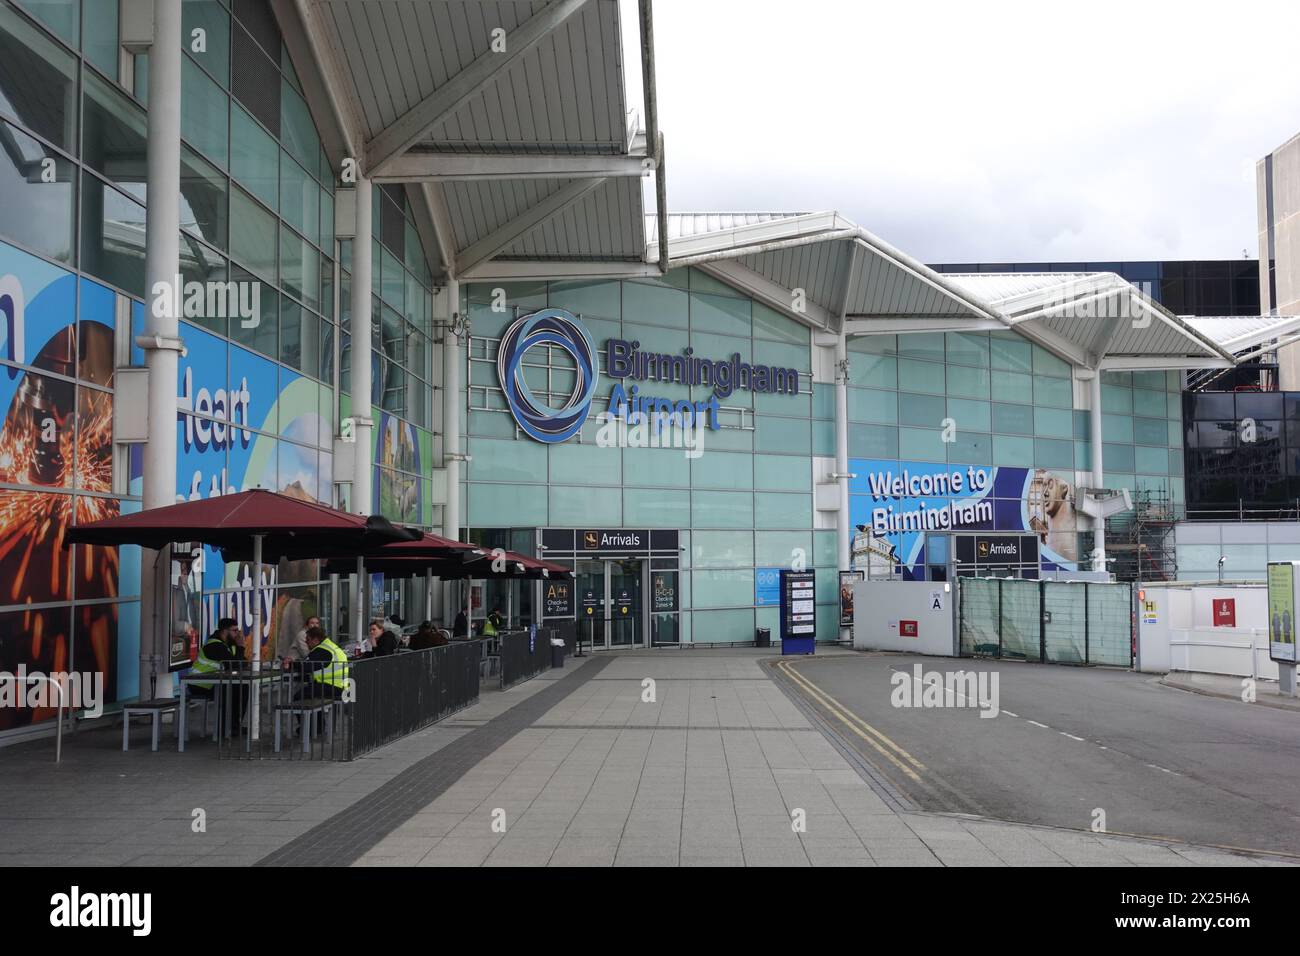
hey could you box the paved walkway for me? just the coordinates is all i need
[1159,671,1300,712]
[0,649,1293,867]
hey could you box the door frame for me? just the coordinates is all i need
[581,557,648,651]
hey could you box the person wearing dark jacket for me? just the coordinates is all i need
[366,620,398,657]
[189,618,248,734]
[452,610,468,638]
[408,623,449,650]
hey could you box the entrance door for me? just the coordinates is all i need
[576,559,605,651]
[576,558,645,649]
[607,558,643,648]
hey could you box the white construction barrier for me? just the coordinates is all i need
[1136,581,1275,679]
[852,580,955,656]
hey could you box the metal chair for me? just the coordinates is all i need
[122,699,179,752]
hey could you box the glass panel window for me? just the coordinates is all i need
[231,22,279,135]
[279,295,320,375]
[83,0,119,78]
[228,265,277,356]
[181,54,229,168]
[280,79,319,171]
[0,118,74,262]
[180,146,228,251]
[183,0,230,88]
[279,224,319,310]
[279,149,318,245]
[81,174,146,297]
[230,104,277,209]
[13,0,77,44]
[229,186,276,281]
[82,71,148,197]
[0,4,77,152]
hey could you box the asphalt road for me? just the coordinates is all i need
[774,652,1300,856]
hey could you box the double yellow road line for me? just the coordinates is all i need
[774,658,926,784]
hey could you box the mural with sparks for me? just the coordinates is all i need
[0,243,120,726]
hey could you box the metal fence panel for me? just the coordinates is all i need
[499,627,557,689]
[1043,582,1087,664]
[1088,582,1133,666]
[999,579,1041,662]
[959,578,1001,656]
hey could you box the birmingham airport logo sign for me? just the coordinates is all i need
[497,308,801,445]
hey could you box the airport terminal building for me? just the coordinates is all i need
[0,0,1295,738]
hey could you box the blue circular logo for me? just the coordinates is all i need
[496,308,599,443]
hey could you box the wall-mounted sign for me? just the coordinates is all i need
[900,620,918,638]
[851,460,1081,575]
[1213,597,1236,628]
[499,309,803,444]
[543,579,573,619]
[755,567,782,606]
[540,528,678,555]
[582,529,645,551]
[651,572,677,613]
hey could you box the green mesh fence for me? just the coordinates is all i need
[958,577,1132,666]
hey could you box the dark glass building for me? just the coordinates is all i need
[931,261,1260,317]
[1182,390,1300,517]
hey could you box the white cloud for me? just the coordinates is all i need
[643,0,1300,261]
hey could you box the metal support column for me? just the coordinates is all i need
[1090,371,1106,572]
[139,0,183,699]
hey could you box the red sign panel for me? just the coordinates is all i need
[1214,598,1236,628]
[900,620,918,638]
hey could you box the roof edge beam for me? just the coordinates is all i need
[1099,355,1232,371]
[459,260,662,281]
[454,177,608,276]
[845,317,1006,335]
[365,0,593,177]
[697,259,835,331]
[372,152,651,183]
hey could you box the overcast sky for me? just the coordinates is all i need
[630,0,1300,263]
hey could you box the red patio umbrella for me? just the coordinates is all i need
[65,488,420,559]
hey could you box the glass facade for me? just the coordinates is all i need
[1182,390,1300,515]
[0,0,439,733]
[931,260,1261,317]
[462,274,1186,643]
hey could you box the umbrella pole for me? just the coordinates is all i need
[250,533,263,742]
[355,555,365,650]
[425,568,433,621]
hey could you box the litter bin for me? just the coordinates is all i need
[550,638,566,669]
[755,627,771,648]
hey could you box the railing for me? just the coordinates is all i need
[499,626,561,689]
[349,642,481,758]
[203,643,480,761]
[1184,501,1300,523]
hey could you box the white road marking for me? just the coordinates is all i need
[1026,720,1049,729]
[1060,732,1084,742]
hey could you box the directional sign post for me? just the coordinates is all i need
[780,569,816,655]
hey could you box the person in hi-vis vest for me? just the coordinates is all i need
[295,626,350,700]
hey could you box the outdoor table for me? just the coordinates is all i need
[177,667,288,753]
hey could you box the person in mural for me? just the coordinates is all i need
[1026,469,1078,563]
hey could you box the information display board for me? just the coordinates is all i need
[780,569,816,655]
[1268,561,1297,664]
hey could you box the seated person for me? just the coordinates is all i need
[408,623,449,650]
[365,620,398,657]
[292,626,350,700]
[188,618,248,734]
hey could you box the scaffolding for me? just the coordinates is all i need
[1105,489,1178,582]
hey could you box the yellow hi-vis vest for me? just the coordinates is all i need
[312,638,351,689]
[190,637,226,689]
